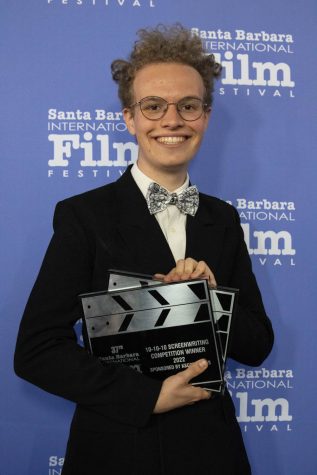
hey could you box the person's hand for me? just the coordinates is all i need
[153,359,211,414]
[154,257,217,288]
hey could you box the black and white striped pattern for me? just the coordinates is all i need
[82,280,210,320]
[85,302,211,339]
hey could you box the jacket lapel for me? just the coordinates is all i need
[113,169,176,275]
[186,195,227,277]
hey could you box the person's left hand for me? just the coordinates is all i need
[154,257,217,288]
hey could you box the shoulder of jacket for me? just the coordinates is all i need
[59,181,117,208]
[199,192,237,215]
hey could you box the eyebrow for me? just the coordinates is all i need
[137,95,204,102]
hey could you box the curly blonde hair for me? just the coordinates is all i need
[111,24,222,108]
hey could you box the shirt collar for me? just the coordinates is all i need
[131,162,190,199]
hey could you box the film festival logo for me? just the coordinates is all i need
[226,198,296,268]
[47,107,137,180]
[226,366,293,434]
[191,26,295,99]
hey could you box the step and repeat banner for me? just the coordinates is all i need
[1,1,316,474]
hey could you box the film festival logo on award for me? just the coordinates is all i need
[225,367,294,434]
[191,27,295,99]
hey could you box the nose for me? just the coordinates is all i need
[160,103,185,128]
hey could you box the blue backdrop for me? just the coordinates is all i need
[1,1,317,474]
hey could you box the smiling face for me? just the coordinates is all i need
[123,62,210,185]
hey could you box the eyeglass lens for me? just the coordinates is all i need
[139,97,204,121]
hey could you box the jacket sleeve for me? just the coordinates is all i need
[226,207,274,366]
[14,200,162,427]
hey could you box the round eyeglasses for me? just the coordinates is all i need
[129,96,209,121]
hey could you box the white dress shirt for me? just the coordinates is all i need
[131,162,188,263]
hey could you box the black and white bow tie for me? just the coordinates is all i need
[146,182,199,216]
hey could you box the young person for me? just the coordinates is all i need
[15,25,274,474]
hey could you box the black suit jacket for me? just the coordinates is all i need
[15,168,274,475]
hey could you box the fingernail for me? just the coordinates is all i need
[198,359,208,369]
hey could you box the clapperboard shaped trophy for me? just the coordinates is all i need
[80,271,238,392]
[105,270,238,391]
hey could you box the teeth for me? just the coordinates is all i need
[156,136,186,144]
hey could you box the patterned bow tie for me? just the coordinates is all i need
[146,182,199,216]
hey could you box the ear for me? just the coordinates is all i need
[123,108,136,136]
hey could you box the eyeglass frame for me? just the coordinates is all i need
[129,96,210,122]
